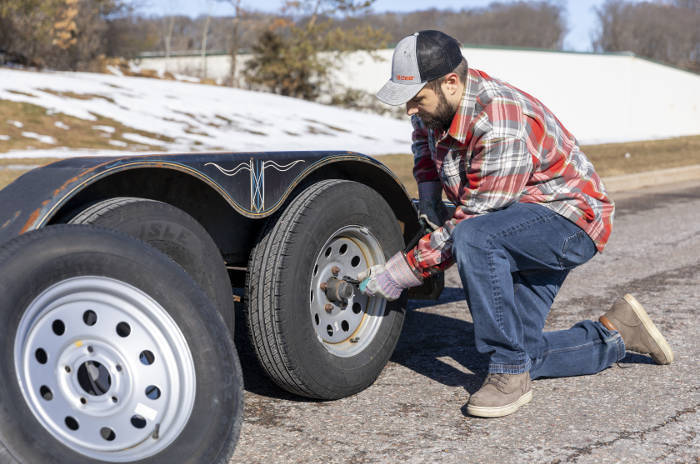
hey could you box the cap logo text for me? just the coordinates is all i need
[396,75,415,81]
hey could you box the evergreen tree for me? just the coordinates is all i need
[243,0,388,101]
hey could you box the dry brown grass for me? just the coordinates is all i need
[0,169,24,188]
[1,115,697,195]
[37,89,117,104]
[0,158,63,188]
[0,100,174,153]
[581,136,700,177]
[380,135,700,197]
[0,158,61,167]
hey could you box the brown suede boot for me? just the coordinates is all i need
[467,372,532,418]
[599,294,673,365]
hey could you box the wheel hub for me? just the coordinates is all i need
[322,277,355,305]
[55,339,130,416]
[77,360,111,396]
[309,226,386,357]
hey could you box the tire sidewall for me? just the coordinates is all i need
[0,226,241,464]
[68,198,236,336]
[277,181,406,398]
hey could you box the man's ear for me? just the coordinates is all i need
[441,73,461,96]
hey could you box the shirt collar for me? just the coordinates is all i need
[446,68,481,144]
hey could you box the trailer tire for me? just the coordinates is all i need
[68,197,235,335]
[246,179,406,399]
[0,225,243,464]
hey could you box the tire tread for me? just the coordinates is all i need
[246,179,346,397]
[67,197,146,225]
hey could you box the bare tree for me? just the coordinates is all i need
[244,0,389,100]
[216,0,246,86]
[331,2,566,50]
[665,0,699,12]
[593,0,700,72]
[89,4,568,62]
[105,13,160,59]
[162,16,175,58]
[200,14,211,77]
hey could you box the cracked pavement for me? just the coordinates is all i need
[230,180,700,464]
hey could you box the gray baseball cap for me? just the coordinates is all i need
[377,30,464,106]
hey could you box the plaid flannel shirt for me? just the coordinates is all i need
[406,68,615,278]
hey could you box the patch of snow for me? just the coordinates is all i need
[54,121,70,130]
[109,140,128,147]
[122,133,166,146]
[0,68,412,155]
[21,132,56,144]
[106,65,123,76]
[8,120,23,128]
[174,74,200,83]
[93,125,115,133]
[0,135,9,141]
[2,164,39,170]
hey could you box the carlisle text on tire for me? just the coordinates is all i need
[67,197,236,335]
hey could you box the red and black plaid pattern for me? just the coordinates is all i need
[407,68,615,277]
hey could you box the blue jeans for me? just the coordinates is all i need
[451,202,625,379]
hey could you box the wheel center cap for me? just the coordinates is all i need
[77,360,111,396]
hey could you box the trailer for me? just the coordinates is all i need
[0,151,443,463]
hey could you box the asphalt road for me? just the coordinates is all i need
[230,180,700,464]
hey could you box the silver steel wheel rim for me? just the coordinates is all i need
[14,276,196,462]
[310,225,386,357]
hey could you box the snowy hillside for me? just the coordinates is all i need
[141,48,700,145]
[0,68,412,158]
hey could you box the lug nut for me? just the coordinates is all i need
[324,304,333,312]
[320,282,328,291]
[331,266,340,276]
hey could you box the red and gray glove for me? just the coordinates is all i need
[357,252,423,301]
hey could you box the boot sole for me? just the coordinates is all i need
[467,390,533,418]
[623,294,674,364]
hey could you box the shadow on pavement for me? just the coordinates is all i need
[409,286,465,310]
[618,352,656,365]
[392,294,488,394]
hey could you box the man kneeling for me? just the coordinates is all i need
[359,30,673,418]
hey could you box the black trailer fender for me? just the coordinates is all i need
[0,151,421,267]
[0,150,445,403]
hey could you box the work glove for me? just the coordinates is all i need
[357,252,423,301]
[418,181,449,230]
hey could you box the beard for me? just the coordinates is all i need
[418,88,456,132]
